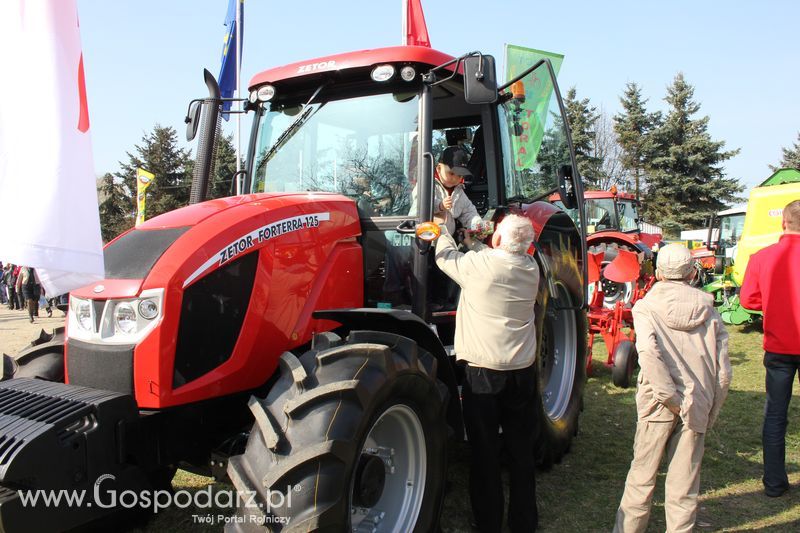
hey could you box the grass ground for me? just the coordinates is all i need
[144,324,800,531]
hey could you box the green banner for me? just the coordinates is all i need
[504,44,564,169]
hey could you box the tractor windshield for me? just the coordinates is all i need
[584,197,617,233]
[498,61,573,203]
[251,91,419,217]
[617,199,640,232]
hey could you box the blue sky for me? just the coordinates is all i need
[77,0,799,193]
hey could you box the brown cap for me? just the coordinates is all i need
[656,243,694,280]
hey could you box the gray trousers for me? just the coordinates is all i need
[614,417,706,533]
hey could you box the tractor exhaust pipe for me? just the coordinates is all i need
[186,69,222,205]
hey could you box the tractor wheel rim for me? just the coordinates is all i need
[350,404,426,532]
[542,283,577,421]
[603,280,634,307]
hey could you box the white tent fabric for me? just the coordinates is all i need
[0,0,104,296]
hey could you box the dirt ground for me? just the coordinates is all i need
[0,304,67,357]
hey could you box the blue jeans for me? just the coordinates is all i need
[763,351,800,494]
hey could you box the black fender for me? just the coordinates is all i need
[313,308,463,437]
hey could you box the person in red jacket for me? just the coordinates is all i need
[740,198,800,497]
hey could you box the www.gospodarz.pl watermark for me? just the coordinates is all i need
[16,473,298,525]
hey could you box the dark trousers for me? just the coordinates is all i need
[763,351,800,494]
[7,287,17,309]
[461,364,538,533]
[22,286,40,322]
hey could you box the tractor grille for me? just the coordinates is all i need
[67,339,134,395]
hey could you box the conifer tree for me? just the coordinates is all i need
[646,73,742,235]
[209,133,238,199]
[613,82,662,199]
[564,87,603,186]
[116,125,193,220]
[97,172,132,242]
[770,131,800,171]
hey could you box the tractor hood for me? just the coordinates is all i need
[72,192,360,300]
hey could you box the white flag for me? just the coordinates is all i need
[0,0,104,296]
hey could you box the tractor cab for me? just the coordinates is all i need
[239,46,586,324]
[552,187,641,235]
[692,206,746,278]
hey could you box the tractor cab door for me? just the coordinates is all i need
[495,59,587,308]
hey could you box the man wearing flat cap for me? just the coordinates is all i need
[614,243,732,533]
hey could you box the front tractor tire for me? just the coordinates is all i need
[227,331,448,532]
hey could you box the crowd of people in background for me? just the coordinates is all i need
[0,262,64,323]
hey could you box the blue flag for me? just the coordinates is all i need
[218,0,243,120]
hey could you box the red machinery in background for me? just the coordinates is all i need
[554,187,658,387]
[585,248,654,387]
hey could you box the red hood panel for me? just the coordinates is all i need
[136,192,317,229]
[71,279,143,299]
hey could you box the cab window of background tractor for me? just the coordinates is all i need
[585,198,616,232]
[498,62,572,202]
[252,92,419,217]
[720,214,745,246]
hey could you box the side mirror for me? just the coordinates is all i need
[463,55,498,104]
[557,164,578,210]
[185,101,202,141]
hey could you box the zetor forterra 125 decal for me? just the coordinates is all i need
[184,212,330,287]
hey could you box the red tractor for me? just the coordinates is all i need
[0,43,588,532]
[552,187,656,387]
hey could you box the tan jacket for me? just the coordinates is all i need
[632,281,732,433]
[435,232,539,370]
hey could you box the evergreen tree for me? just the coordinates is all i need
[97,172,132,242]
[564,87,603,186]
[116,125,193,221]
[209,133,239,199]
[645,74,742,235]
[613,82,662,199]
[770,131,800,171]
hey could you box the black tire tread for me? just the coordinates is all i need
[248,396,281,451]
[226,330,446,531]
[278,351,308,390]
[282,379,364,417]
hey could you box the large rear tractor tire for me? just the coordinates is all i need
[226,331,448,532]
[535,282,588,469]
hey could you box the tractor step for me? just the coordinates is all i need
[0,378,146,532]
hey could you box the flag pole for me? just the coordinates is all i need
[235,0,242,194]
[402,0,406,45]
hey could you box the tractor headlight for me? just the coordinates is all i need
[115,302,137,334]
[68,289,164,344]
[75,299,92,331]
[138,299,159,320]
[371,64,395,82]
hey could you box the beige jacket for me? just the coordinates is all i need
[435,231,539,370]
[632,281,732,433]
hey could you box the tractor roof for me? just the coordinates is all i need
[717,206,747,216]
[249,45,457,89]
[583,189,636,200]
[759,167,800,187]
